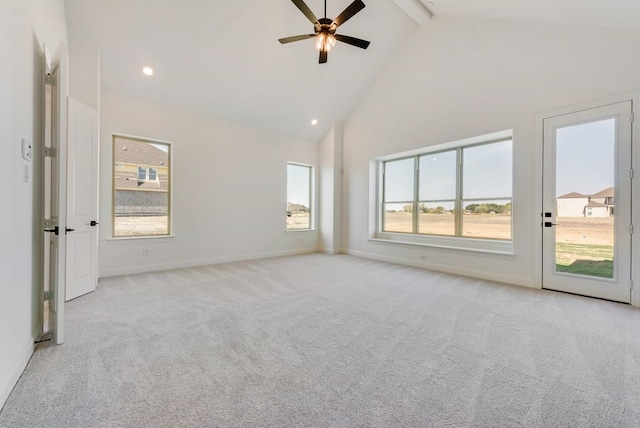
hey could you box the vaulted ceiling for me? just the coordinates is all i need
[64,0,640,142]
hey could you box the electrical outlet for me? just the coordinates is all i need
[142,248,149,256]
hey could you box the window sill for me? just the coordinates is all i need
[105,235,175,245]
[370,232,514,255]
[285,229,316,234]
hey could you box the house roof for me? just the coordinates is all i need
[586,201,607,208]
[557,192,588,199]
[590,187,614,198]
[114,137,168,167]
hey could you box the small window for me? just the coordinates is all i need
[287,163,313,230]
[113,135,171,237]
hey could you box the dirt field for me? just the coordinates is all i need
[114,216,169,236]
[554,217,613,246]
[384,213,512,240]
[384,213,613,243]
[287,212,310,230]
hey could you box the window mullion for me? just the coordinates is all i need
[413,156,419,234]
[455,148,463,237]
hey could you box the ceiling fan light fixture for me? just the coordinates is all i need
[279,0,369,64]
[316,33,337,52]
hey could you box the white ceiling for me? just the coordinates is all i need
[64,0,416,141]
[64,0,640,142]
[423,0,640,31]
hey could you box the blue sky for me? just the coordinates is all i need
[555,118,614,197]
[384,140,512,204]
[287,164,310,205]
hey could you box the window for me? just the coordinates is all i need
[377,131,513,251]
[113,135,171,237]
[287,163,313,230]
[137,166,159,182]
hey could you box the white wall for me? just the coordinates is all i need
[343,16,640,286]
[0,0,67,409]
[99,92,319,276]
[319,124,344,254]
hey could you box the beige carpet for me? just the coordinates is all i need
[1,254,640,427]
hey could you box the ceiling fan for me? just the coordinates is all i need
[279,0,371,64]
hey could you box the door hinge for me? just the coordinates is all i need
[631,112,635,123]
[631,168,635,179]
[44,147,56,158]
[630,280,634,290]
[630,224,634,234]
[43,290,53,301]
[45,73,52,85]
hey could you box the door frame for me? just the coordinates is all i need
[534,91,639,307]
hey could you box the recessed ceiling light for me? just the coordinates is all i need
[311,119,318,126]
[142,66,154,76]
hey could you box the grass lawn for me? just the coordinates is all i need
[555,242,613,279]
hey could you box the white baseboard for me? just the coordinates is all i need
[347,249,536,288]
[0,338,35,412]
[99,247,320,277]
[321,248,344,255]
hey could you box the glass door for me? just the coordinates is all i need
[542,101,632,303]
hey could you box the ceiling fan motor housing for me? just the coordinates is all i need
[315,18,337,37]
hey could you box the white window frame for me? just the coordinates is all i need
[112,134,173,239]
[286,162,314,231]
[369,130,514,254]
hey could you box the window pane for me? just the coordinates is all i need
[384,158,415,202]
[418,201,455,236]
[419,150,456,201]
[114,137,170,237]
[287,164,311,230]
[463,140,512,199]
[555,118,615,279]
[148,168,157,180]
[383,203,413,233]
[462,199,512,240]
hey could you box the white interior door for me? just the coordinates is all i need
[44,43,68,344]
[66,98,99,301]
[542,101,632,303]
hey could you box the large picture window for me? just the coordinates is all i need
[113,135,171,237]
[380,133,512,246]
[287,163,313,230]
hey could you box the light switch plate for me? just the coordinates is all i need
[21,139,33,161]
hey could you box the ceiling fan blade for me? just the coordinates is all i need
[278,34,316,44]
[333,0,365,27]
[335,34,370,49]
[291,0,319,24]
[319,50,328,64]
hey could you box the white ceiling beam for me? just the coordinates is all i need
[391,0,432,26]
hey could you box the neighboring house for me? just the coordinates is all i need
[590,186,615,215]
[556,187,614,217]
[287,202,308,212]
[114,138,169,216]
[584,201,609,217]
[556,192,589,217]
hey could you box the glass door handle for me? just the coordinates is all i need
[544,222,557,227]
